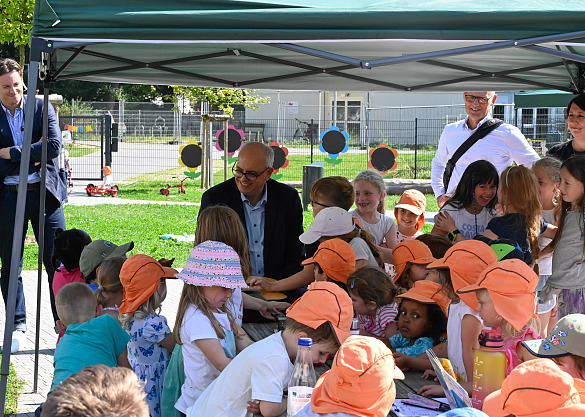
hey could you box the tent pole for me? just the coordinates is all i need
[32,84,51,392]
[0,60,40,414]
[223,119,229,181]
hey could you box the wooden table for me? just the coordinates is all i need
[241,321,441,404]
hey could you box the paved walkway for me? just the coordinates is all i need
[0,271,184,416]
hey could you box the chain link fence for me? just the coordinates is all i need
[63,101,568,184]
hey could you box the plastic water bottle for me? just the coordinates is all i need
[472,330,508,410]
[287,337,317,416]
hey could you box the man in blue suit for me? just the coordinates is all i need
[0,58,67,352]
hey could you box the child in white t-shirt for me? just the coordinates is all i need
[432,160,499,243]
[173,241,252,414]
[349,170,396,263]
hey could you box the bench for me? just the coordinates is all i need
[240,122,266,142]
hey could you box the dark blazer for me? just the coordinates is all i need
[0,97,66,204]
[199,178,304,280]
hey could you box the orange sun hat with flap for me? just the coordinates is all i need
[286,281,353,345]
[457,259,538,332]
[394,189,426,231]
[311,336,404,417]
[482,359,585,417]
[118,254,177,314]
[396,279,450,318]
[427,240,497,310]
[392,240,435,283]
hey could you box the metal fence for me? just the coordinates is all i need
[63,101,569,184]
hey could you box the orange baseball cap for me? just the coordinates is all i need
[311,336,404,417]
[286,281,353,346]
[482,359,585,417]
[427,240,497,310]
[102,166,112,175]
[118,254,177,314]
[396,280,450,318]
[457,259,538,332]
[394,189,426,231]
[302,238,356,284]
[392,240,436,283]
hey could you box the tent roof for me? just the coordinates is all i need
[31,0,585,92]
[514,90,574,108]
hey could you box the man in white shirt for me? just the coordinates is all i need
[431,91,539,207]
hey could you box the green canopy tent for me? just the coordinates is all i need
[515,90,575,108]
[28,0,585,92]
[3,0,585,410]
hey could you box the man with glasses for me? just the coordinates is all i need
[199,142,304,289]
[431,91,539,208]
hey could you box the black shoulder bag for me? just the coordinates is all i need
[442,119,503,191]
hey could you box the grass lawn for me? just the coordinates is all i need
[63,143,100,158]
[1,356,25,416]
[22,191,438,270]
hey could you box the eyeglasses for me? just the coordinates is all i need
[231,163,269,181]
[310,200,331,208]
[464,94,493,105]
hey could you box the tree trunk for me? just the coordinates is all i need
[19,44,25,68]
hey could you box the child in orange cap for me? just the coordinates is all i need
[420,240,498,396]
[482,359,585,417]
[101,165,113,188]
[188,281,353,417]
[118,254,178,417]
[294,335,405,417]
[347,266,399,342]
[302,238,356,290]
[389,280,449,361]
[392,239,436,289]
[457,259,540,376]
[394,189,427,241]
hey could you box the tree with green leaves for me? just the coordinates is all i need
[0,0,35,67]
[171,87,269,116]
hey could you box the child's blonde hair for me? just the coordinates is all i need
[353,170,386,214]
[346,266,397,309]
[532,156,562,218]
[499,165,542,272]
[96,257,125,308]
[120,285,165,330]
[173,284,239,344]
[56,282,97,327]
[310,176,354,210]
[173,205,247,343]
[477,289,541,338]
[195,205,252,279]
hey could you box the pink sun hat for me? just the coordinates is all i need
[175,240,247,289]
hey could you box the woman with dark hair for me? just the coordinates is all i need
[547,94,585,161]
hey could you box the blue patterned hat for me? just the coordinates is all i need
[522,314,585,358]
[176,240,247,288]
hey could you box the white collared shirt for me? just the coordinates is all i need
[431,116,539,197]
